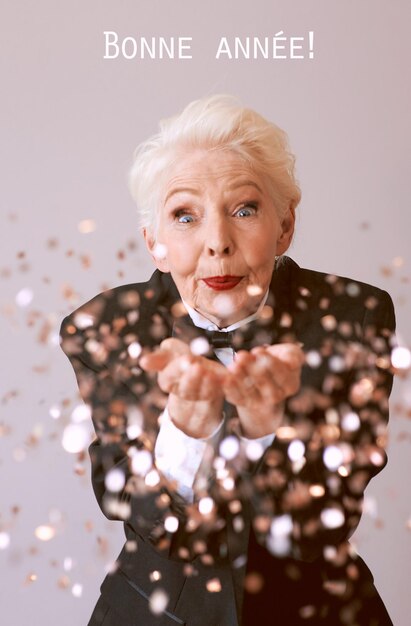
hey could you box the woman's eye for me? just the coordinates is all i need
[235,203,258,218]
[174,210,194,223]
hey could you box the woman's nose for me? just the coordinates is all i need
[205,216,234,256]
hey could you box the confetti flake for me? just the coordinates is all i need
[0,532,11,550]
[72,583,83,598]
[198,497,214,515]
[16,288,33,307]
[35,525,56,541]
[206,578,222,593]
[62,424,90,454]
[391,347,411,370]
[149,589,169,615]
[78,219,96,234]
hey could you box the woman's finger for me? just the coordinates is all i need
[265,343,305,369]
[139,338,191,372]
[157,354,192,392]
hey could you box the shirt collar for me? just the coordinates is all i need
[181,291,269,332]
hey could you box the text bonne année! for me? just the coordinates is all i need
[103,31,315,60]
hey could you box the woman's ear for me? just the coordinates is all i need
[276,207,296,255]
[143,228,170,272]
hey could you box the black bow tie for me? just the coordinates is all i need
[172,315,267,353]
[203,329,234,349]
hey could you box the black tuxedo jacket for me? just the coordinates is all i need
[60,257,395,625]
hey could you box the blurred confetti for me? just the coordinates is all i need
[77,219,96,234]
[149,589,169,615]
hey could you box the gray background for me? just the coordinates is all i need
[1,1,410,624]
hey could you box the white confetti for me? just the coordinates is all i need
[246,284,263,297]
[341,411,360,432]
[131,450,152,476]
[0,532,10,550]
[329,356,345,373]
[219,436,240,461]
[105,469,126,493]
[35,525,56,541]
[222,477,235,491]
[323,445,344,471]
[245,440,264,461]
[363,496,378,519]
[127,423,142,440]
[164,516,179,533]
[190,337,210,355]
[62,424,89,453]
[213,294,235,317]
[198,497,214,515]
[346,282,360,297]
[152,243,167,260]
[145,469,160,487]
[370,450,385,467]
[391,346,411,370]
[149,589,169,616]
[71,404,91,423]
[72,583,83,598]
[288,439,305,462]
[306,350,322,368]
[16,288,33,307]
[63,557,73,571]
[321,508,345,529]
[128,342,142,359]
[73,312,94,329]
[270,515,293,537]
[49,405,61,419]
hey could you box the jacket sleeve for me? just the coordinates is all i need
[241,289,396,562]
[59,299,192,552]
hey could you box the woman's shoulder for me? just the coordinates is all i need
[275,256,395,333]
[63,270,174,321]
[279,256,393,305]
[279,256,389,298]
[59,270,177,354]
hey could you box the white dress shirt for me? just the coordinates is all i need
[154,295,276,502]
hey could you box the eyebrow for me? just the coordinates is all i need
[226,179,263,193]
[164,187,200,203]
[164,179,263,203]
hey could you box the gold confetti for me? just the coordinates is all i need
[35,525,56,542]
[57,575,70,589]
[392,256,404,268]
[206,578,221,593]
[25,573,38,585]
[78,219,96,234]
[244,572,264,593]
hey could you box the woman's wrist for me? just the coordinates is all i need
[236,402,284,439]
[167,393,224,439]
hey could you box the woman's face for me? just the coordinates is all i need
[145,149,295,327]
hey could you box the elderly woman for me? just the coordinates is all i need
[60,96,395,625]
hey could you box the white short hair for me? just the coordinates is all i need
[129,95,301,234]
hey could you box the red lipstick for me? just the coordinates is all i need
[202,276,242,291]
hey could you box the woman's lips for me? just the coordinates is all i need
[202,276,243,291]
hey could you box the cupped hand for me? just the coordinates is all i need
[140,338,226,438]
[224,343,304,439]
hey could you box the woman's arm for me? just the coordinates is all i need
[245,290,396,562]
